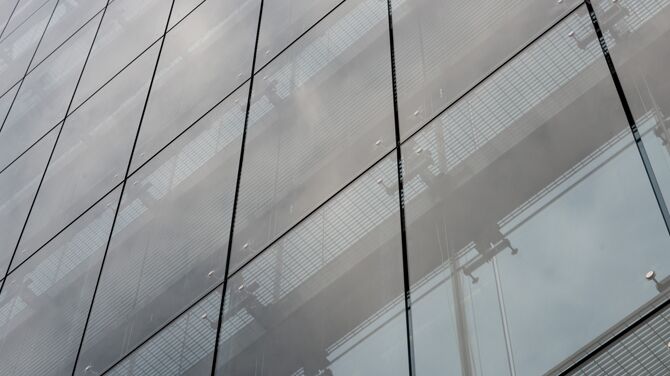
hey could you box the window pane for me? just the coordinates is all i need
[0,0,18,38]
[216,154,409,376]
[131,0,260,172]
[232,0,394,270]
[592,0,670,219]
[30,0,106,69]
[168,0,202,29]
[72,0,173,108]
[104,287,222,376]
[0,127,56,279]
[392,0,581,140]
[402,7,670,375]
[0,0,53,95]
[0,187,120,376]
[2,0,49,39]
[256,0,341,70]
[0,13,99,169]
[73,83,248,376]
[15,44,159,270]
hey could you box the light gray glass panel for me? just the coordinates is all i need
[30,0,106,69]
[131,0,259,171]
[232,0,394,270]
[0,0,18,37]
[592,0,670,218]
[0,127,56,279]
[15,44,159,270]
[392,0,581,141]
[402,8,670,375]
[104,287,222,376]
[74,83,248,376]
[2,0,48,38]
[0,13,99,169]
[256,0,341,70]
[216,154,408,376]
[73,0,172,108]
[168,0,202,29]
[0,0,53,95]
[0,187,120,376]
[0,84,19,132]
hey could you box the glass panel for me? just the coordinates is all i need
[215,154,409,376]
[402,8,670,375]
[391,0,581,140]
[0,0,18,38]
[14,44,159,270]
[0,0,53,95]
[0,84,19,135]
[2,0,49,38]
[0,127,56,279]
[256,0,341,70]
[104,287,222,376]
[73,83,248,376]
[168,0,202,29]
[30,0,106,69]
[232,0,395,270]
[592,0,670,218]
[0,186,120,376]
[0,13,99,169]
[131,0,259,172]
[72,0,172,108]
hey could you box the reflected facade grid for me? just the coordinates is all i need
[0,0,670,375]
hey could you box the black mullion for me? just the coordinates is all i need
[583,0,670,236]
[69,1,176,374]
[209,0,264,375]
[385,0,416,375]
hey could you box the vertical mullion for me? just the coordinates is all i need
[385,0,416,375]
[68,1,177,374]
[584,0,670,237]
[209,0,264,375]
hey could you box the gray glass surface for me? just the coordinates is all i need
[391,0,581,141]
[105,287,222,376]
[74,83,248,376]
[592,0,670,218]
[0,84,18,129]
[0,0,18,38]
[72,0,172,108]
[14,44,159,270]
[216,154,408,376]
[2,0,49,39]
[168,0,202,29]
[0,0,53,96]
[131,0,259,172]
[402,8,670,375]
[256,0,342,70]
[0,127,56,280]
[0,13,99,169]
[0,186,119,376]
[232,0,395,270]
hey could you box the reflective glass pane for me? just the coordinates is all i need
[168,0,202,29]
[105,287,222,376]
[0,84,19,130]
[0,0,18,38]
[131,0,259,171]
[402,8,670,375]
[0,187,120,376]
[30,0,106,69]
[73,0,172,108]
[256,0,341,70]
[74,83,248,376]
[15,44,159,270]
[232,0,395,269]
[392,0,581,140]
[592,0,670,217]
[0,0,53,95]
[0,13,99,169]
[216,154,408,376]
[0,127,56,279]
[2,0,49,38]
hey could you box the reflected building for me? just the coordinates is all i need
[0,0,669,375]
